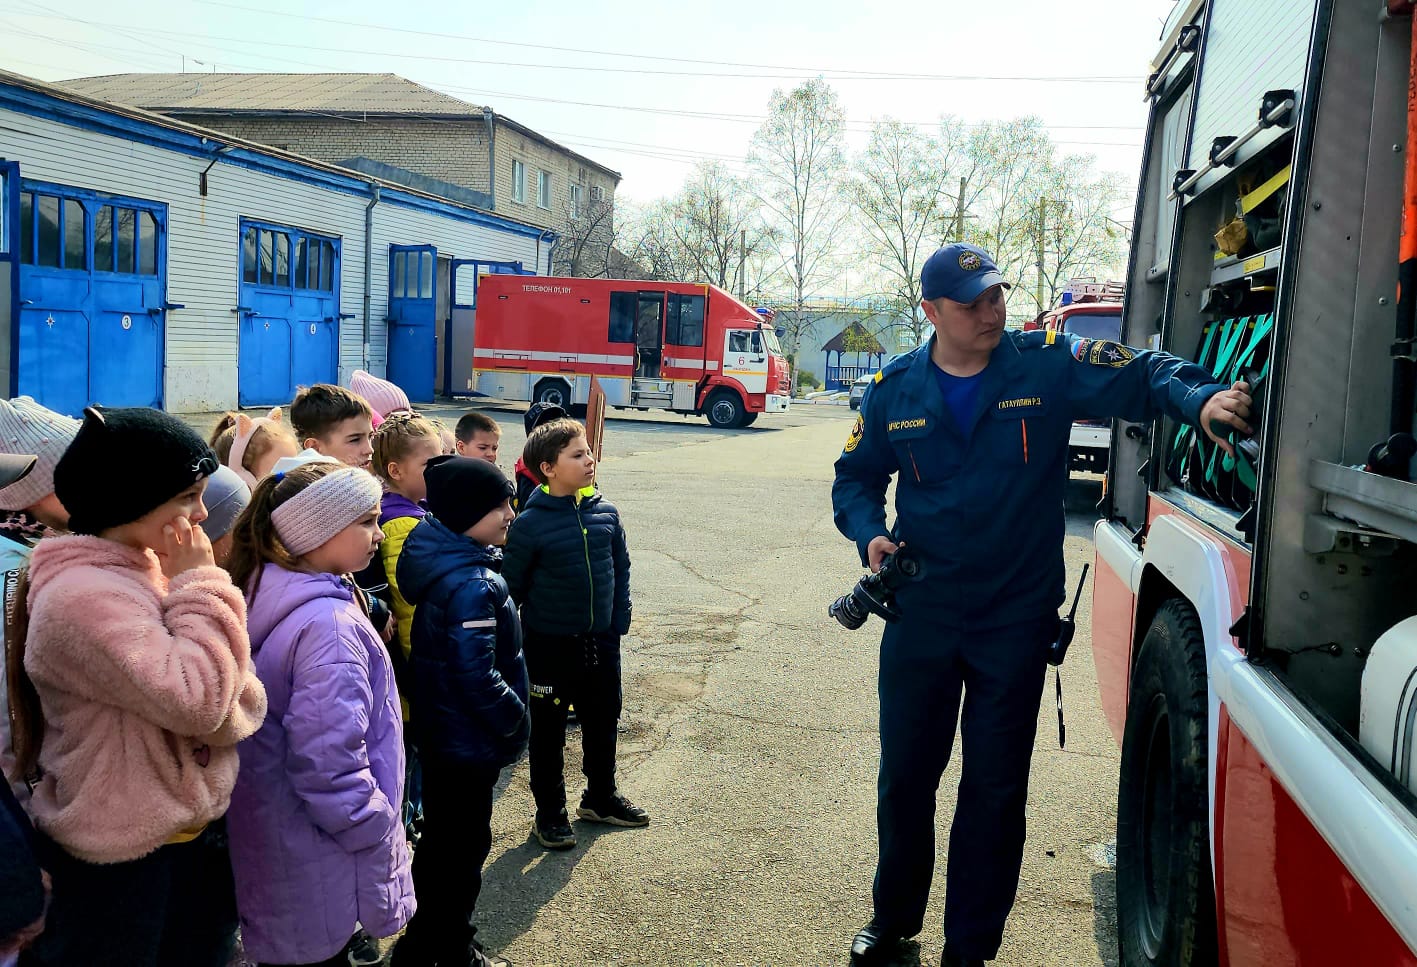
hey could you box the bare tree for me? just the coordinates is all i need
[844,118,969,347]
[748,78,847,360]
[551,192,618,278]
[963,117,1127,317]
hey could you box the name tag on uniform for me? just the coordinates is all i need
[995,396,1045,416]
[886,417,929,434]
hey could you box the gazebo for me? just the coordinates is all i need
[823,323,885,390]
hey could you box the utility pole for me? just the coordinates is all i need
[738,229,747,301]
[952,176,968,241]
[1036,196,1048,311]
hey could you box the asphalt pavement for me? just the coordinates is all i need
[442,401,1122,967]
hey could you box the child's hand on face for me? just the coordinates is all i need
[158,516,216,579]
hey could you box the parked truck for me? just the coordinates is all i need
[469,276,790,428]
[1093,1,1417,963]
[1040,280,1125,474]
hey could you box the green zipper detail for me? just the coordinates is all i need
[575,501,594,631]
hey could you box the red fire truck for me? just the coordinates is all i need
[1093,1,1417,964]
[1039,280,1125,473]
[469,276,790,428]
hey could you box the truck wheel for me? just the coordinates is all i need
[704,390,744,429]
[738,412,759,427]
[1117,599,1217,967]
[533,378,571,409]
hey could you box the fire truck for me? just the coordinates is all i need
[1092,1,1417,963]
[468,276,790,428]
[1039,280,1125,473]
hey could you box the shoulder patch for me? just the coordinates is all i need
[1086,340,1135,368]
[843,414,864,453]
[1072,337,1091,362]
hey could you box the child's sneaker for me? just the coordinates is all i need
[577,792,650,827]
[532,811,577,850]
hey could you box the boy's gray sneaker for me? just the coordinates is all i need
[532,812,577,850]
[577,792,650,827]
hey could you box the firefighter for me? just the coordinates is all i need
[832,243,1251,966]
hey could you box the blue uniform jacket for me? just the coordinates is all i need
[832,330,1227,629]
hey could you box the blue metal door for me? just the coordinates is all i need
[15,184,168,415]
[1,161,17,397]
[387,245,437,403]
[238,222,340,406]
[446,259,528,397]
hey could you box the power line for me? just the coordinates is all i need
[187,0,1140,84]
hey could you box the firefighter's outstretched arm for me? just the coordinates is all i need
[1061,334,1249,449]
[832,389,899,568]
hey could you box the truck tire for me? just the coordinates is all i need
[704,390,744,429]
[1117,599,1218,967]
[533,378,571,409]
[738,412,758,427]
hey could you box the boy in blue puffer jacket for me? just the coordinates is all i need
[503,417,646,853]
[392,456,528,967]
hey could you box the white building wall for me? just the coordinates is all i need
[0,102,543,412]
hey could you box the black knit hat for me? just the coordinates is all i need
[424,454,514,535]
[55,407,218,536]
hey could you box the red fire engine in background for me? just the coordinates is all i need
[468,276,790,429]
[1039,280,1125,474]
[1091,1,1417,964]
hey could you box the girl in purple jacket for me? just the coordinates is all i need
[224,462,414,967]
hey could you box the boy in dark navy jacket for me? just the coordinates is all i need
[393,456,528,967]
[502,418,646,851]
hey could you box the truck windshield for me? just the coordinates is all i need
[1063,313,1123,342]
[760,328,783,355]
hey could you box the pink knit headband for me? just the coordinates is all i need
[271,466,383,557]
[227,407,286,489]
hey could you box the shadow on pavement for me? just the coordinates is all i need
[1091,869,1120,967]
[476,822,621,951]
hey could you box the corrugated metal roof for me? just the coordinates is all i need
[56,72,483,116]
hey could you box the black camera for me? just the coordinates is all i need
[829,546,925,630]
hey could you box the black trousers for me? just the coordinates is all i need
[872,614,1054,961]
[524,630,623,817]
[393,760,501,966]
[21,821,238,967]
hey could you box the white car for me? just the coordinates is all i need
[848,374,872,410]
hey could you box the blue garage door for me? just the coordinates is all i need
[238,221,341,407]
[386,244,437,404]
[15,182,168,416]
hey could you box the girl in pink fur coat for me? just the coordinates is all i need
[15,407,267,967]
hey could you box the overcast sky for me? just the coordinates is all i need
[0,0,1178,204]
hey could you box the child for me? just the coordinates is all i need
[209,408,299,488]
[510,402,565,512]
[18,406,267,966]
[224,462,413,967]
[197,465,251,569]
[454,411,502,465]
[0,397,79,806]
[351,369,411,424]
[290,384,375,472]
[392,456,526,967]
[503,418,646,851]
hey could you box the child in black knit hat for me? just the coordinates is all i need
[391,457,527,967]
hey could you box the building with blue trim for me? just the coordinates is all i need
[0,68,555,413]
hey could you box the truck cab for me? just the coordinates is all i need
[1040,282,1124,474]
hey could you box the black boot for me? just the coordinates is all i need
[851,920,909,965]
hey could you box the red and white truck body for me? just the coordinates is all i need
[1093,1,1417,964]
[470,276,790,428]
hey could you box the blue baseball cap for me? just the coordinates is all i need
[921,243,1011,303]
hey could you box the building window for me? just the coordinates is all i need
[537,170,552,210]
[569,184,582,220]
[242,223,337,292]
[590,185,605,203]
[511,160,526,204]
[96,206,159,276]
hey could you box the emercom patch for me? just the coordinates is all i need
[1087,340,1135,368]
[844,414,865,453]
